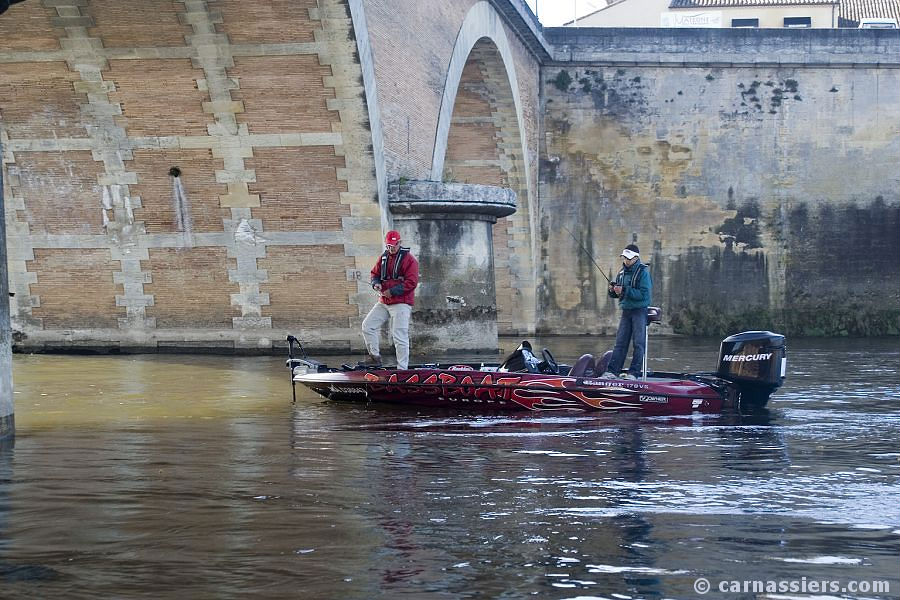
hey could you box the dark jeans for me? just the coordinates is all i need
[608,307,648,375]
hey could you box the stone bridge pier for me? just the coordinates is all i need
[1,138,11,443]
[388,181,515,355]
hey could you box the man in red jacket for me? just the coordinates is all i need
[361,230,419,369]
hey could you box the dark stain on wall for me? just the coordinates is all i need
[414,305,497,328]
[589,69,649,117]
[718,200,762,249]
[413,306,498,352]
[540,156,560,183]
[546,68,650,118]
[551,69,572,91]
[780,197,900,335]
[735,77,802,116]
[663,198,900,336]
[664,245,770,335]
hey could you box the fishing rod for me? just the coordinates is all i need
[560,224,613,284]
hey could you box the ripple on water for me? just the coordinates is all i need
[6,340,900,599]
[773,556,862,565]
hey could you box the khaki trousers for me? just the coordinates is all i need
[361,302,412,369]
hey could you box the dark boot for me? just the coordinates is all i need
[363,353,382,367]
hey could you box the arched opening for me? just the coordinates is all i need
[440,37,534,335]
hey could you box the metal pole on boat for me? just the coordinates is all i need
[286,335,297,404]
[642,307,660,381]
[642,323,648,381]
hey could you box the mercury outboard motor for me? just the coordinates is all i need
[716,331,786,408]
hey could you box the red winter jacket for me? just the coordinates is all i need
[370,247,419,306]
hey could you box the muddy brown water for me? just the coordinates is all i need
[2,336,898,598]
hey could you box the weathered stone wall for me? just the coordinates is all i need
[389,180,516,352]
[0,133,11,439]
[539,28,900,336]
[0,0,381,352]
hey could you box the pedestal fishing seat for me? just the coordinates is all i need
[595,306,662,380]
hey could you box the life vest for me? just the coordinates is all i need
[379,247,409,280]
[616,262,646,288]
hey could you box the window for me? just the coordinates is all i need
[783,16,812,28]
[731,18,759,28]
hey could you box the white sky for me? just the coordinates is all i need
[523,0,607,27]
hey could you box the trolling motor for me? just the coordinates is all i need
[286,335,300,403]
[286,335,329,403]
[716,331,787,408]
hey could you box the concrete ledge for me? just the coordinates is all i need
[545,27,900,67]
[388,180,517,220]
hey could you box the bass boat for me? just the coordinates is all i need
[287,329,787,414]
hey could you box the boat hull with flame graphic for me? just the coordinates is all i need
[287,332,786,414]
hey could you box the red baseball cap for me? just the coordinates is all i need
[385,230,401,245]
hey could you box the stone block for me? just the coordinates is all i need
[215,169,257,183]
[211,146,254,159]
[232,316,272,330]
[300,132,343,146]
[50,15,95,27]
[202,100,245,114]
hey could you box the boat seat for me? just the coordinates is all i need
[595,350,613,376]
[569,353,595,377]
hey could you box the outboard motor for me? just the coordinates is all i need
[716,331,786,408]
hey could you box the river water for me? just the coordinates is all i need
[2,336,898,599]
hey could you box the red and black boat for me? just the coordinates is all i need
[287,330,786,414]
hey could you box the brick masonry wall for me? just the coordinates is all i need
[259,246,357,332]
[0,0,382,351]
[129,149,228,233]
[13,151,105,235]
[363,0,473,182]
[244,147,348,232]
[29,248,123,330]
[143,247,238,328]
[107,59,210,137]
[0,62,86,139]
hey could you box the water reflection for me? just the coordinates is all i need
[1,337,898,598]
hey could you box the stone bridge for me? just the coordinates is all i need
[1,0,898,363]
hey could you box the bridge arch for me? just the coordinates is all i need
[430,1,536,334]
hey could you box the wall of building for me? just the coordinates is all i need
[705,6,836,28]
[361,0,541,184]
[539,28,900,336]
[576,2,836,28]
[574,0,670,28]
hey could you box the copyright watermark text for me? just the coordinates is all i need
[693,577,890,595]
